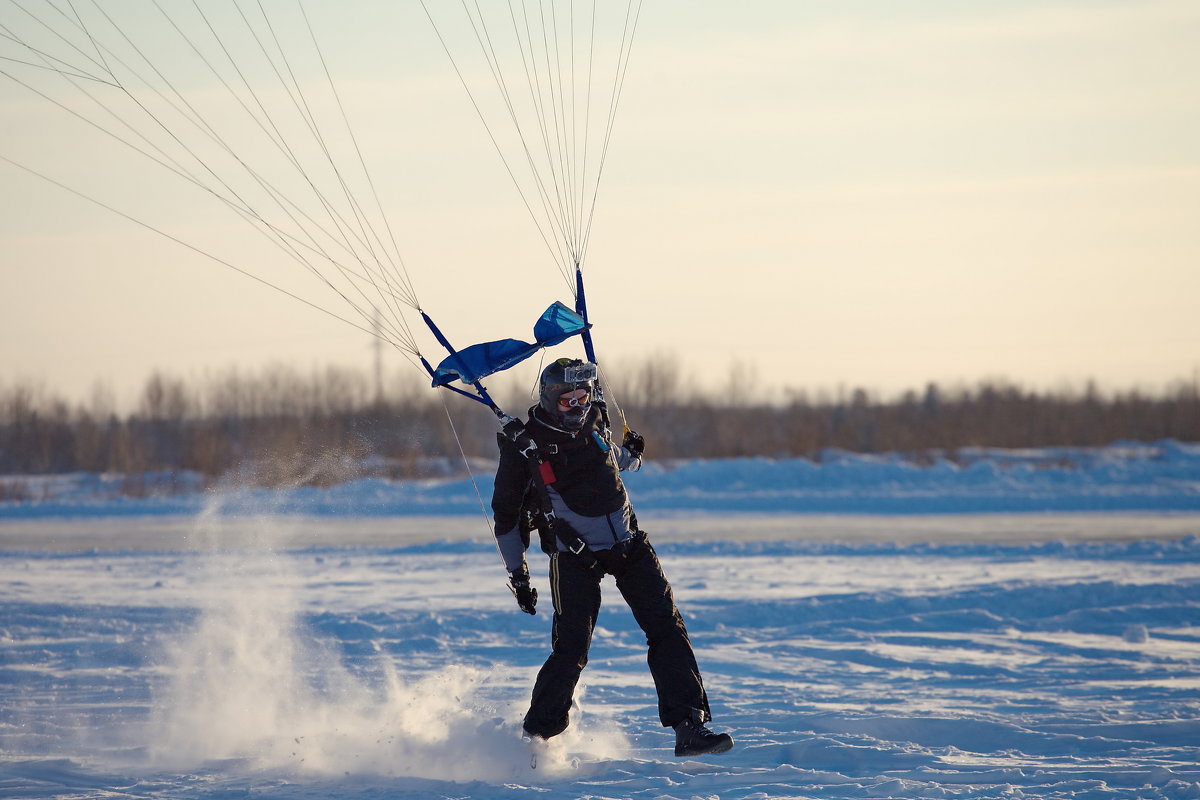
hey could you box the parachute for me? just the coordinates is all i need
[0,1,643,423]
[430,302,590,388]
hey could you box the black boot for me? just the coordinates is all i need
[673,716,733,757]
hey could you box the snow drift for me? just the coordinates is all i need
[3,440,1198,518]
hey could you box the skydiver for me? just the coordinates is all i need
[492,357,734,758]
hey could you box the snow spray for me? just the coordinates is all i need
[146,497,626,780]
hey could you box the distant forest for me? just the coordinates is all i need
[1,361,1197,491]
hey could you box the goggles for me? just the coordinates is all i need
[557,389,591,410]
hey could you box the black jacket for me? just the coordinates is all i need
[492,404,628,535]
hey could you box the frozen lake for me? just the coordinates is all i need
[2,511,1199,799]
[3,511,1200,551]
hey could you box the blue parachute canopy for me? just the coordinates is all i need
[431,301,590,387]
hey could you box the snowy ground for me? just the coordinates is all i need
[2,445,1199,799]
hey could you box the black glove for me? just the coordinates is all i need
[622,429,645,457]
[509,568,538,615]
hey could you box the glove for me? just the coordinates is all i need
[622,429,645,458]
[508,568,538,615]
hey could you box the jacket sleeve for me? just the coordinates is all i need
[495,528,527,573]
[491,433,530,561]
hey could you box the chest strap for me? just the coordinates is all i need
[502,419,598,569]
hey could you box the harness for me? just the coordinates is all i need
[500,418,601,571]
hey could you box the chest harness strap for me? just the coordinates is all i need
[502,419,599,571]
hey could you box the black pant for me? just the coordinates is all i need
[522,537,711,738]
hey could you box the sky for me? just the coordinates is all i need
[2,0,1198,412]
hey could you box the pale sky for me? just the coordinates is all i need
[2,0,1198,412]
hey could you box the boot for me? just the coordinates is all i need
[673,716,733,757]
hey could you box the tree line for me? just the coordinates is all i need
[1,362,1197,489]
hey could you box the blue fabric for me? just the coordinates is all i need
[534,301,590,348]
[432,301,589,386]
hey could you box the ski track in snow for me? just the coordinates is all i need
[2,444,1199,799]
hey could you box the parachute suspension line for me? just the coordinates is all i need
[479,0,575,282]
[1,6,347,303]
[170,1,387,298]
[295,0,422,320]
[248,0,377,248]
[437,389,510,567]
[258,0,421,348]
[549,1,574,263]
[578,0,641,269]
[421,0,565,281]
[569,4,586,263]
[489,0,573,275]
[171,1,421,354]
[80,2,418,350]
[509,0,639,285]
[2,2,423,358]
[532,0,577,277]
[187,0,373,262]
[161,0,413,339]
[508,0,573,281]
[546,1,582,281]
[423,1,641,297]
[66,0,403,342]
[439,396,491,527]
[0,151,398,347]
[424,2,615,293]
[61,0,114,77]
[240,0,423,352]
[0,47,105,83]
[231,0,423,350]
[575,1,595,274]
[597,361,630,436]
[0,0,112,84]
[561,3,586,272]
[102,0,414,340]
[505,0,591,289]
[4,3,247,202]
[243,0,409,309]
[3,143,419,360]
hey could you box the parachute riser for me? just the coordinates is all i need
[419,354,495,406]
[420,270,612,437]
[574,264,598,366]
[573,264,616,433]
[419,312,512,426]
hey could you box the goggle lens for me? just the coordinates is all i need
[557,389,590,410]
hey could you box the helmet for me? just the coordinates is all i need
[538,357,597,430]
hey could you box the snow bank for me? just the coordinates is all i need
[2,440,1198,518]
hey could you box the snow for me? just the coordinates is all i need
[4,439,1199,519]
[2,443,1199,799]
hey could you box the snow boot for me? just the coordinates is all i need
[673,716,733,757]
